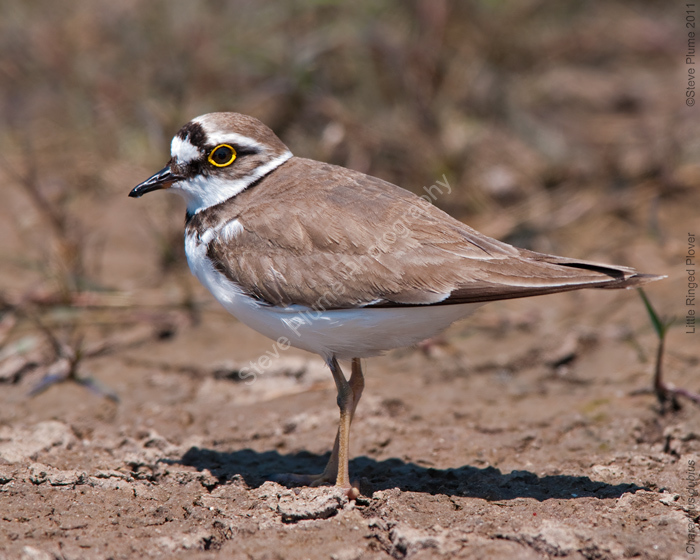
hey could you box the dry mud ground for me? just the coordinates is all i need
[0,180,698,560]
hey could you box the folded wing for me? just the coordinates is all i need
[198,157,663,309]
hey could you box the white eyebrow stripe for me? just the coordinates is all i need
[247,149,293,184]
[202,131,265,152]
[171,136,202,164]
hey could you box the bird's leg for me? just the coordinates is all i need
[320,357,364,490]
[272,357,365,497]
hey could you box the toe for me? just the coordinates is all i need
[270,472,331,487]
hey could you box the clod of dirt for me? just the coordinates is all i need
[0,466,15,484]
[255,481,350,523]
[0,421,75,463]
[390,524,445,557]
[499,520,582,557]
[28,462,87,486]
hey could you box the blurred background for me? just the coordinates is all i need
[1,2,699,555]
[0,0,696,389]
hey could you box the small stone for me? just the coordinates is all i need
[21,546,54,560]
[330,547,366,560]
[659,493,681,507]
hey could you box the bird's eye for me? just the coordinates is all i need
[208,144,236,167]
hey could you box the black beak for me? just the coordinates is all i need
[129,166,183,198]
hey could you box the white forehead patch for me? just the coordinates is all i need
[171,135,202,164]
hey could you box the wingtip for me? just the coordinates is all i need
[617,273,667,289]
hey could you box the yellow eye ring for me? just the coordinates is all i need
[208,144,237,167]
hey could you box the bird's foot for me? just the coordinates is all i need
[270,471,333,487]
[270,472,360,500]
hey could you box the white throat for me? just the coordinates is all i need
[171,150,293,214]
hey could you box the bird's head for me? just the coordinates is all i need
[129,112,292,214]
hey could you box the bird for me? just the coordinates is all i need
[130,112,663,498]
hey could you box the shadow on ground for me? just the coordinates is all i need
[175,447,644,501]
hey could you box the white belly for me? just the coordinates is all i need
[186,233,482,360]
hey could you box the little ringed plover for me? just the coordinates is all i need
[130,112,663,497]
